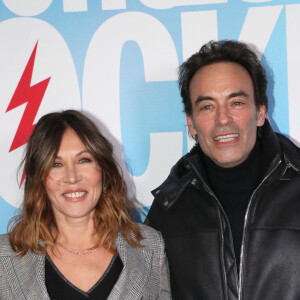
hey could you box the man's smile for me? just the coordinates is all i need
[213,133,239,143]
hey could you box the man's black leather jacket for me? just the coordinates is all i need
[147,120,300,300]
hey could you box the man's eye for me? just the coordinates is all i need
[233,101,243,106]
[200,105,213,111]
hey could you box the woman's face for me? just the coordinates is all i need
[44,128,102,222]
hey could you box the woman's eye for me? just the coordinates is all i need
[52,162,62,168]
[79,157,92,163]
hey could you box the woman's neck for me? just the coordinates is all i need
[52,214,98,248]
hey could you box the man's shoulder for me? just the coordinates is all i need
[261,121,300,171]
[276,132,300,152]
[149,144,201,213]
[276,132,300,169]
[154,143,200,188]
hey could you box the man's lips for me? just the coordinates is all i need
[213,133,239,143]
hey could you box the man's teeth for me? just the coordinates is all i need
[64,192,86,198]
[214,134,238,143]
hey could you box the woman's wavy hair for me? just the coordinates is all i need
[8,110,142,256]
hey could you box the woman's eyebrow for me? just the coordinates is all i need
[76,150,91,157]
[54,150,90,159]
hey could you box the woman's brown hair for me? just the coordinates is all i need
[8,110,142,256]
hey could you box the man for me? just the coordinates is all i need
[146,40,300,300]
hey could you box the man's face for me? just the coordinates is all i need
[187,62,266,168]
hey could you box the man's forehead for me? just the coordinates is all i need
[189,62,255,101]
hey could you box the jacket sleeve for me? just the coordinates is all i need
[0,258,14,300]
[137,224,171,299]
[145,198,164,231]
[157,231,171,300]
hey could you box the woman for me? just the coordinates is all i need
[0,110,171,299]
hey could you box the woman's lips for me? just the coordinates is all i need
[62,189,88,200]
[63,191,87,198]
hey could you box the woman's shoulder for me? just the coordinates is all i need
[0,233,14,256]
[137,223,161,238]
[136,223,164,250]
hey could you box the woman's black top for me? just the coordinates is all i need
[45,254,123,299]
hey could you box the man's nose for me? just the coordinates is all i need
[215,105,232,126]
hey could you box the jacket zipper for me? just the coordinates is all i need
[189,155,286,299]
[191,162,239,299]
[281,154,299,176]
[238,156,282,300]
[204,183,239,299]
[204,183,232,300]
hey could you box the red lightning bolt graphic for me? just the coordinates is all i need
[6,41,51,186]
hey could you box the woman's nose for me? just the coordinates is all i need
[63,164,81,184]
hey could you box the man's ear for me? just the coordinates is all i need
[186,114,197,136]
[257,105,266,127]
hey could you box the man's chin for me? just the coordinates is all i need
[211,155,246,168]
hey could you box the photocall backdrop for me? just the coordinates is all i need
[0,0,299,233]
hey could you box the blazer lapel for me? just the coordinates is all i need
[1,250,50,300]
[109,233,152,300]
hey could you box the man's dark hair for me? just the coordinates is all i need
[179,40,268,115]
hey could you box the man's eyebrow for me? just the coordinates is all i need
[193,90,250,105]
[228,90,250,99]
[194,95,214,105]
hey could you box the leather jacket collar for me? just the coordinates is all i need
[152,120,300,211]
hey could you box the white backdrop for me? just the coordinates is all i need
[0,0,299,233]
